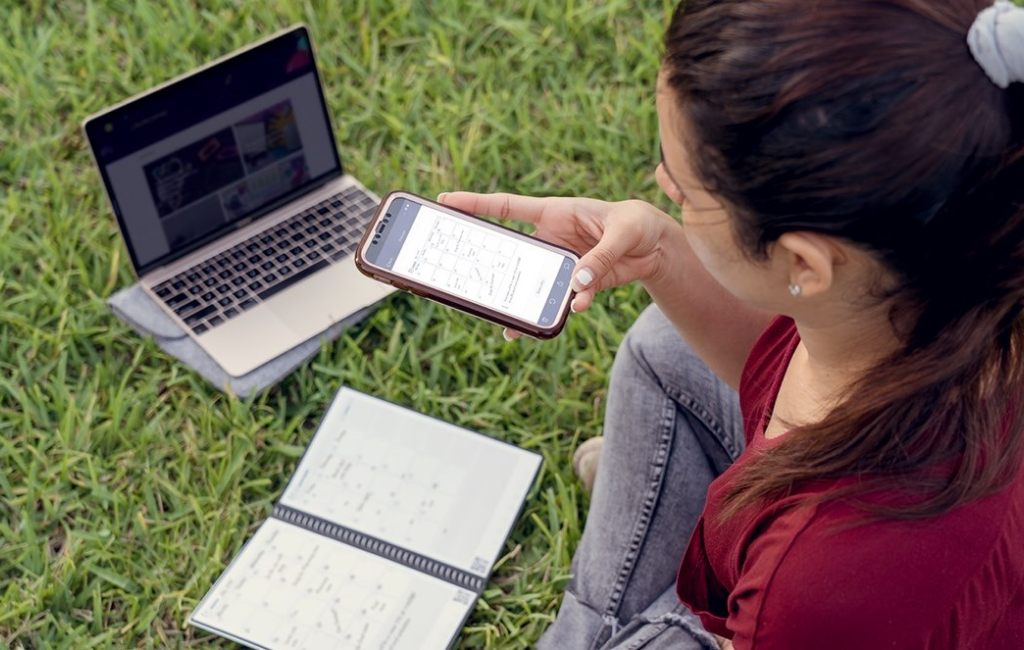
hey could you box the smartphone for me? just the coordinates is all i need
[355,191,579,338]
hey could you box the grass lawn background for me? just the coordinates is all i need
[0,0,677,647]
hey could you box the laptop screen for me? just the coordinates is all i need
[85,27,342,275]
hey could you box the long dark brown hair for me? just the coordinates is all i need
[662,0,1024,519]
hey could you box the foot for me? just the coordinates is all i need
[572,436,604,493]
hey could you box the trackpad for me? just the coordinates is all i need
[265,261,390,338]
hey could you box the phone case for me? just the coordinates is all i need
[355,191,578,339]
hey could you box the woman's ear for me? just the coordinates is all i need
[775,232,845,298]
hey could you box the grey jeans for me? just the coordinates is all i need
[537,305,745,650]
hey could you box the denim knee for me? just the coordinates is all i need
[611,305,744,470]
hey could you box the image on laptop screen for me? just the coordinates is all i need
[85,27,341,275]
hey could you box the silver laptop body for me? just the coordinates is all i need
[84,26,393,377]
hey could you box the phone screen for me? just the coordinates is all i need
[362,197,576,327]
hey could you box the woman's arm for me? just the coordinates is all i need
[640,220,774,388]
[439,192,773,389]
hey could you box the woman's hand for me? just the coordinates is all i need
[437,192,679,315]
[439,190,770,387]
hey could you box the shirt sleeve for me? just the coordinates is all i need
[725,503,961,650]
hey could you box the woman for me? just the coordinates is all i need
[444,0,1024,647]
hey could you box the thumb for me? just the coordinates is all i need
[571,235,631,293]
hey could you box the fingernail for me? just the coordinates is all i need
[570,299,579,313]
[437,192,449,203]
[502,330,513,341]
[573,267,594,290]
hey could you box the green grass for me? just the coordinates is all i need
[0,1,674,647]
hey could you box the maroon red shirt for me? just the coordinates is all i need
[676,317,1024,649]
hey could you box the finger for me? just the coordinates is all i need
[437,191,551,225]
[569,220,637,292]
[502,328,522,341]
[570,291,594,313]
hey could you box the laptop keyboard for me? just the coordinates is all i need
[152,186,378,335]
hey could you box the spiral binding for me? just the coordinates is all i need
[272,503,486,593]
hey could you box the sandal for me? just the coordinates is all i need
[572,436,604,494]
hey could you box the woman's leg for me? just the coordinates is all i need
[537,304,745,650]
[598,585,719,650]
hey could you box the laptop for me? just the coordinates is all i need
[84,26,394,377]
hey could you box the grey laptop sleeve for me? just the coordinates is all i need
[107,282,381,397]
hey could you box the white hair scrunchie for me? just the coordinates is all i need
[968,0,1024,89]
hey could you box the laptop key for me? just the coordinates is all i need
[275,254,288,263]
[224,307,239,318]
[279,265,292,275]
[233,289,246,299]
[165,293,188,307]
[201,291,215,301]
[188,285,202,295]
[248,281,263,291]
[231,276,245,286]
[257,258,329,301]
[172,280,186,290]
[174,299,200,315]
[218,297,232,307]
[204,277,217,287]
[289,246,303,256]
[261,261,274,271]
[208,315,224,327]
[193,323,208,334]
[184,305,216,325]
[294,259,306,269]
[265,272,277,283]
[239,298,257,311]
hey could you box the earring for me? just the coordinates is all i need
[788,284,802,297]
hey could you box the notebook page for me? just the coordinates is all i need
[189,518,474,650]
[279,388,542,577]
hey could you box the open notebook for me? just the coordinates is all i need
[189,387,542,649]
